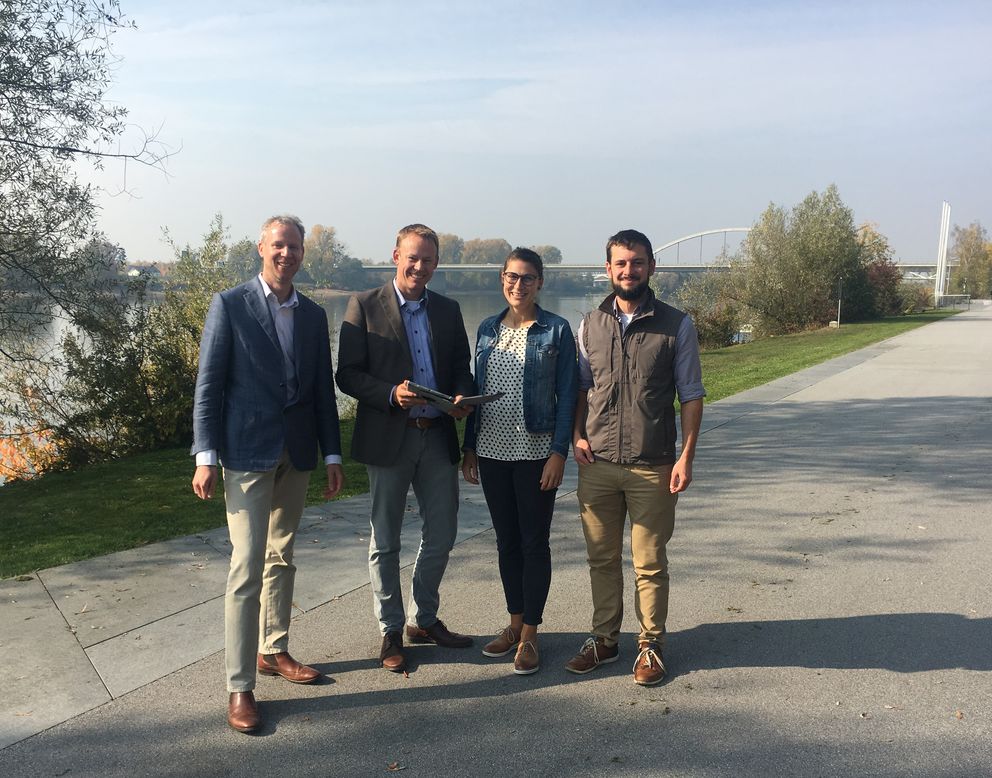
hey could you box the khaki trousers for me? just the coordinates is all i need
[223,450,310,692]
[577,459,677,647]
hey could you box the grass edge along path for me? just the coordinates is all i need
[0,310,958,578]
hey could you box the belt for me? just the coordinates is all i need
[406,416,440,430]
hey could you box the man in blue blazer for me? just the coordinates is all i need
[191,215,344,734]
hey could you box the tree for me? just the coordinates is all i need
[948,222,991,298]
[462,238,512,265]
[857,223,902,316]
[332,257,368,290]
[730,185,870,334]
[671,270,740,350]
[225,238,261,283]
[1,215,239,478]
[438,233,464,264]
[305,224,358,288]
[530,245,563,264]
[0,0,168,363]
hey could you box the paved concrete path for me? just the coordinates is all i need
[1,305,990,776]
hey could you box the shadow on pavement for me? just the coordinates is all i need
[673,613,992,674]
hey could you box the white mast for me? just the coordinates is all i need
[934,201,951,303]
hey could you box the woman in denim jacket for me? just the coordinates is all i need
[462,247,578,675]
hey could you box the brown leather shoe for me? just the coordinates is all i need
[405,619,473,648]
[513,640,540,675]
[482,625,519,657]
[380,631,407,672]
[227,691,260,734]
[633,640,666,686]
[257,652,321,684]
[564,636,619,674]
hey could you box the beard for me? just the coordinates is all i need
[612,279,650,301]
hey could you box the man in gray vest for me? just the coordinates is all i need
[566,229,705,686]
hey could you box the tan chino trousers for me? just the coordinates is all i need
[223,450,310,692]
[577,459,677,647]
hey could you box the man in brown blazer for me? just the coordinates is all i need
[336,223,476,672]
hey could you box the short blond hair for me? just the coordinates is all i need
[395,223,439,253]
[259,215,305,244]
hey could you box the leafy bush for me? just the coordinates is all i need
[671,270,741,350]
[897,283,933,314]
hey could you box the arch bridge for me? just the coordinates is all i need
[359,226,937,278]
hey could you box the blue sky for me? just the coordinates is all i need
[85,0,992,263]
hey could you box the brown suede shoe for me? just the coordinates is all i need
[405,619,473,648]
[632,640,666,686]
[380,631,407,672]
[482,625,520,657]
[227,691,260,734]
[564,637,619,675]
[513,640,540,675]
[257,652,321,684]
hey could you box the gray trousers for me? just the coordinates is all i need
[366,425,459,635]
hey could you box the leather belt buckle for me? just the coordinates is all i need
[416,417,428,430]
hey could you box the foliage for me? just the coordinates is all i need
[672,270,740,349]
[0,217,235,479]
[948,222,991,297]
[0,0,167,364]
[462,237,512,265]
[304,223,365,289]
[438,233,464,264]
[225,237,261,282]
[858,223,903,316]
[530,244,563,264]
[730,185,877,334]
[897,282,933,314]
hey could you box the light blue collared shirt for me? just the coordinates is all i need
[391,280,441,419]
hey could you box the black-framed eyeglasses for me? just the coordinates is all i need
[502,272,538,286]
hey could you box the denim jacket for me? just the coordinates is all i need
[463,304,578,459]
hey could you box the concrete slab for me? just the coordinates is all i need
[40,535,229,648]
[85,597,225,698]
[0,576,109,749]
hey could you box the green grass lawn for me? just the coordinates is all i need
[0,310,958,577]
[699,311,958,403]
[0,420,368,578]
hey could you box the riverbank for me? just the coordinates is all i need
[0,310,958,578]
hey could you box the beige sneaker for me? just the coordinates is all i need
[632,640,666,686]
[482,626,519,657]
[513,641,540,675]
[564,636,619,674]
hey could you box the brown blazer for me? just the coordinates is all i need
[336,283,474,467]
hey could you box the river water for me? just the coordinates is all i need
[320,289,605,365]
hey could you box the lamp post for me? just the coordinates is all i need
[836,277,843,327]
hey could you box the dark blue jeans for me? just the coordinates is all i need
[478,457,557,626]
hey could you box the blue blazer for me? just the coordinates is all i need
[191,277,341,472]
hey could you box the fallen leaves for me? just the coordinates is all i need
[386,762,407,772]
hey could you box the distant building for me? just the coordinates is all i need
[126,264,163,278]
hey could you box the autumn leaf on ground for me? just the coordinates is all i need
[387,762,407,771]
[955,710,965,720]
